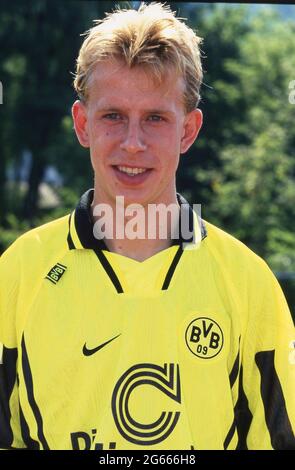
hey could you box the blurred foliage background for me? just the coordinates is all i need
[0,1,294,318]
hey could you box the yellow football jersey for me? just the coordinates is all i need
[0,190,294,450]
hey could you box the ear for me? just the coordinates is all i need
[72,100,90,148]
[180,108,203,154]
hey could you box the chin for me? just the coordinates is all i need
[115,191,152,207]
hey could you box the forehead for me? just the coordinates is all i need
[87,60,185,112]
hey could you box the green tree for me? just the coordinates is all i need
[208,9,295,271]
[177,4,251,204]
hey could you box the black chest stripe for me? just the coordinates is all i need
[93,247,124,294]
[0,346,17,448]
[19,402,40,449]
[93,245,185,294]
[229,342,240,388]
[234,365,253,450]
[21,336,50,450]
[222,345,241,449]
[255,350,295,449]
[223,418,236,449]
[162,245,183,290]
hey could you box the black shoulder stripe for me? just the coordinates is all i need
[162,245,183,290]
[67,213,75,250]
[0,346,17,448]
[21,336,50,450]
[255,350,295,449]
[225,343,241,449]
[234,365,253,450]
[93,248,124,293]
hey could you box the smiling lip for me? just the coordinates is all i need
[111,164,153,185]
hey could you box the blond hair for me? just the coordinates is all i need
[73,2,203,112]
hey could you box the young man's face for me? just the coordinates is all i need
[72,60,202,207]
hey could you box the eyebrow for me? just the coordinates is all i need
[146,109,174,115]
[95,106,174,115]
[96,107,123,114]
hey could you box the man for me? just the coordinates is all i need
[0,3,294,450]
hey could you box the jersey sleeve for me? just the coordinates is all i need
[237,261,295,449]
[0,242,26,449]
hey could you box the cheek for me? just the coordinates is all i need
[89,130,110,152]
[89,132,116,170]
[157,153,180,182]
[158,127,181,149]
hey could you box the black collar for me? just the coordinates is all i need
[68,189,207,250]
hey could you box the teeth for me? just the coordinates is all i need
[117,166,147,176]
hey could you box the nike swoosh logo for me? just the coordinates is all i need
[83,334,121,356]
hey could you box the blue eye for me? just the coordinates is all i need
[148,115,163,122]
[104,113,121,120]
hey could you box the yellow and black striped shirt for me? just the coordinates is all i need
[0,190,294,449]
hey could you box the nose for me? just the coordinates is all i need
[120,120,147,154]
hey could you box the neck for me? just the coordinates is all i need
[91,192,180,262]
[105,237,173,262]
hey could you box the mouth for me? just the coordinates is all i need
[114,165,150,176]
[111,165,153,185]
